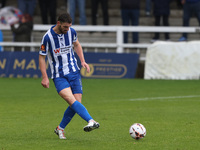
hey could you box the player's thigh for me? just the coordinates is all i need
[59,87,76,106]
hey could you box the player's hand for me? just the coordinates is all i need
[81,62,90,73]
[41,77,49,88]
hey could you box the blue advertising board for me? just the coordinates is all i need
[77,53,139,78]
[0,52,51,78]
[0,52,139,78]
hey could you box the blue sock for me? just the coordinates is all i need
[71,101,93,122]
[59,106,76,129]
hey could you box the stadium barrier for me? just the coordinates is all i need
[0,52,139,78]
[1,25,200,79]
[0,25,200,61]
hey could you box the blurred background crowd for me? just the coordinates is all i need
[0,0,200,48]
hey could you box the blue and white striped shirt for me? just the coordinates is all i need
[39,26,80,79]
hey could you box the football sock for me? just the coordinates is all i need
[59,106,76,129]
[71,101,93,122]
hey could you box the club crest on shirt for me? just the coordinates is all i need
[40,44,46,52]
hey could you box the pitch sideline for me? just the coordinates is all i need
[129,95,200,101]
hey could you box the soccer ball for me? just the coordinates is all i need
[129,123,146,140]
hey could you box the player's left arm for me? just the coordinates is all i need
[73,39,90,73]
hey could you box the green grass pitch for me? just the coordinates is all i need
[0,78,200,150]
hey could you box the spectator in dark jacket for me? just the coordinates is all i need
[91,0,109,25]
[39,0,57,24]
[0,0,6,8]
[17,0,36,17]
[151,0,171,42]
[145,0,152,16]
[11,14,33,51]
[179,0,200,41]
[120,0,140,43]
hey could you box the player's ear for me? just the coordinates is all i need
[57,21,61,25]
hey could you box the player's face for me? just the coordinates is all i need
[59,22,72,34]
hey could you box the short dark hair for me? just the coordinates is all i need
[57,13,72,24]
[23,13,33,22]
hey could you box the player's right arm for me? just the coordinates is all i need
[39,54,49,88]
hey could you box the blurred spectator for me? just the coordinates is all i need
[176,0,183,9]
[68,0,86,25]
[120,0,140,43]
[0,0,6,8]
[0,0,5,51]
[151,0,171,42]
[91,0,109,25]
[17,0,36,17]
[0,29,3,51]
[179,0,200,41]
[39,0,57,24]
[145,0,152,16]
[10,14,33,51]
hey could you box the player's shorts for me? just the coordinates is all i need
[53,71,82,94]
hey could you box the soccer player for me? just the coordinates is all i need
[39,13,100,139]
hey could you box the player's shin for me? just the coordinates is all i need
[71,101,93,122]
[59,106,76,129]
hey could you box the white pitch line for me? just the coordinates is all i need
[129,95,200,101]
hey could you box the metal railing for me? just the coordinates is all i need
[0,24,200,60]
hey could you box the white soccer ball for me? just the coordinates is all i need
[129,123,146,140]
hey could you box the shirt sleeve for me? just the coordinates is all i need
[39,34,49,55]
[70,28,78,43]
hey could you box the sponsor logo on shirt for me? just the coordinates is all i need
[53,46,71,55]
[61,46,71,53]
[54,48,60,54]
